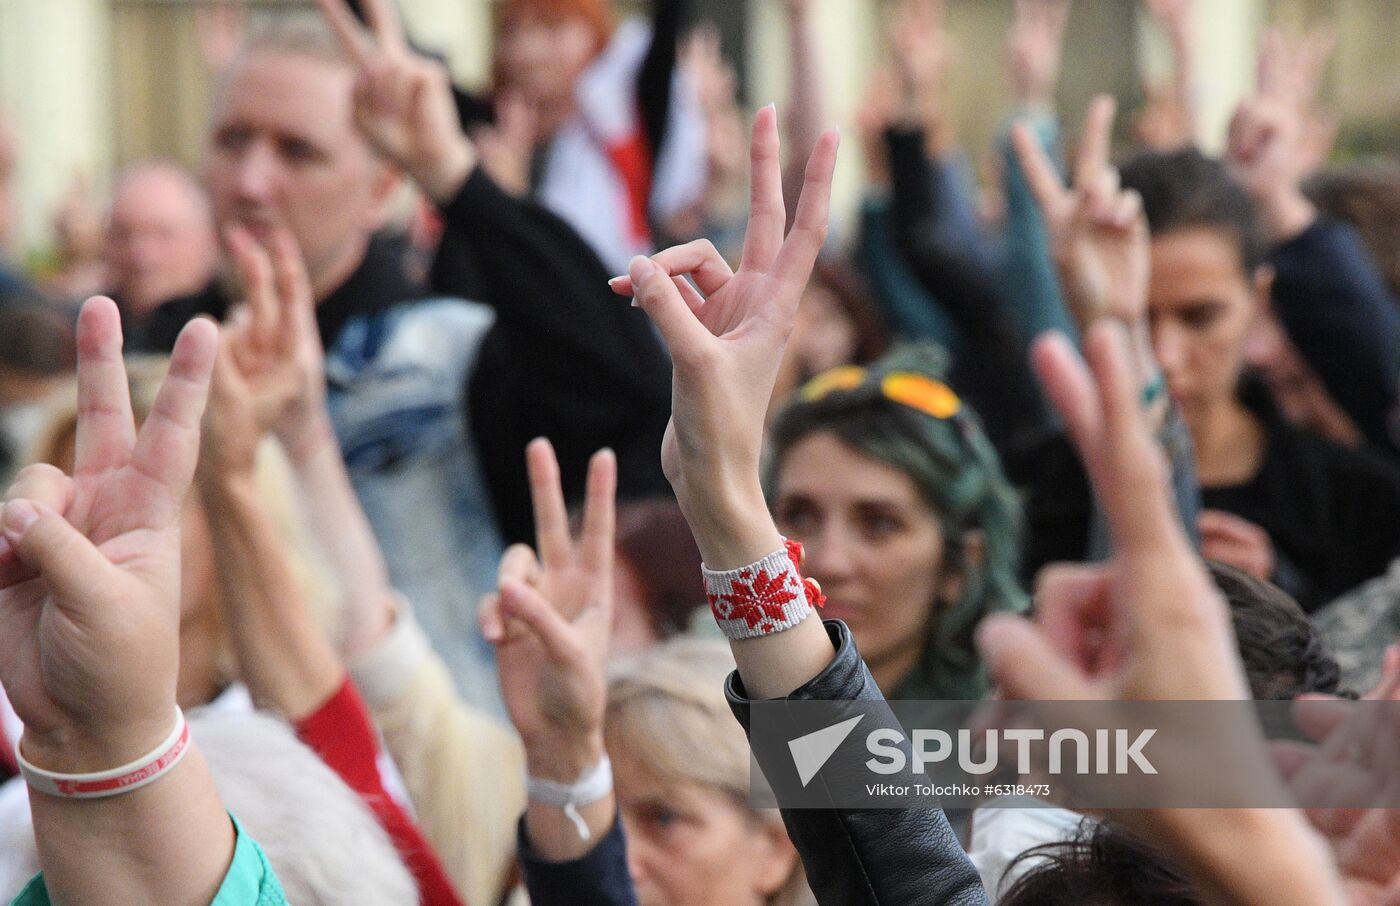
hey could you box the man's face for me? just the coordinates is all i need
[205,52,387,298]
[107,169,218,316]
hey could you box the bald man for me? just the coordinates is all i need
[106,161,219,323]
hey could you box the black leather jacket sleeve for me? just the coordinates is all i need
[725,621,989,906]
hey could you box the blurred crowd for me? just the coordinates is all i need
[0,0,1397,904]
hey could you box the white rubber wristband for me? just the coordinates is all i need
[17,706,190,799]
[703,545,814,639]
[527,755,613,842]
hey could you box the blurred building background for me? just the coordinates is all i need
[0,0,1395,260]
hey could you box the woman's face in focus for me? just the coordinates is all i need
[774,431,950,689]
[613,754,796,906]
[1146,227,1268,420]
[496,12,597,109]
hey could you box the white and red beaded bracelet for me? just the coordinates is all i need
[703,539,826,640]
[17,706,190,799]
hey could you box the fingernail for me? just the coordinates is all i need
[628,255,656,286]
[0,536,10,560]
[608,276,624,287]
[3,500,39,537]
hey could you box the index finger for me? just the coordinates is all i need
[225,225,278,354]
[73,297,138,476]
[1073,94,1116,191]
[526,437,574,571]
[578,448,617,579]
[1081,320,1181,555]
[360,0,406,52]
[129,318,218,505]
[314,0,372,64]
[268,227,314,356]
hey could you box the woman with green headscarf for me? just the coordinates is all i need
[765,343,1027,701]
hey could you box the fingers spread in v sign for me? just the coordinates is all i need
[1,297,216,770]
[615,107,838,572]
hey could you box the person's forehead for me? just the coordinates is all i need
[1148,228,1253,306]
[112,173,202,222]
[212,52,360,144]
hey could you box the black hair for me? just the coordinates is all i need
[998,820,1201,906]
[1207,560,1346,700]
[1119,148,1267,273]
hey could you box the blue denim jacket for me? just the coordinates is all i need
[325,297,505,715]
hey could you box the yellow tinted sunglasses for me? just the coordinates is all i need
[799,367,962,420]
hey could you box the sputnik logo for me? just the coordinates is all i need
[788,715,865,787]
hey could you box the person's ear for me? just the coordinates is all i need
[363,162,404,230]
[752,816,800,898]
[937,529,985,606]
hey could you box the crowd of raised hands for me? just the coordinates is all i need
[0,0,1398,904]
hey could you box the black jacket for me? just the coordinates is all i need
[727,621,989,906]
[517,620,989,906]
[432,169,673,547]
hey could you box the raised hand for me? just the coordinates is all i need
[888,0,955,147]
[472,92,537,199]
[979,323,1244,701]
[481,439,616,767]
[316,0,476,203]
[1226,26,1334,242]
[1133,0,1198,150]
[608,106,838,569]
[1007,0,1071,109]
[1281,664,1400,904]
[203,225,326,471]
[979,322,1348,905]
[0,299,217,771]
[1014,96,1148,331]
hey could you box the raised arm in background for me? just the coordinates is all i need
[194,225,465,906]
[0,301,263,904]
[781,0,830,229]
[479,440,637,904]
[636,0,687,178]
[318,0,673,546]
[1010,95,1201,570]
[612,106,989,906]
[1001,0,1077,344]
[977,321,1348,906]
[1133,0,1199,150]
[1226,27,1400,456]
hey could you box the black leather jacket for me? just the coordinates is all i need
[726,621,989,906]
[519,620,989,905]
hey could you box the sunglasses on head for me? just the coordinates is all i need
[799,366,963,421]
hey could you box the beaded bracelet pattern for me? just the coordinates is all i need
[703,539,825,640]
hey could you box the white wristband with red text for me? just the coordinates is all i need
[17,706,190,799]
[703,541,819,640]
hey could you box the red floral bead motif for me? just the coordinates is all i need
[709,568,802,633]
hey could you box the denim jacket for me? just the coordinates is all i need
[325,297,505,715]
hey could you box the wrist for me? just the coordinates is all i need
[1254,185,1315,246]
[672,478,781,571]
[415,135,477,206]
[277,413,336,467]
[525,732,607,785]
[20,708,178,778]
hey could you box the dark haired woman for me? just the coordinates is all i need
[767,344,1027,699]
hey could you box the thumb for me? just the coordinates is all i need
[3,500,120,610]
[627,255,712,361]
[976,614,1093,700]
[499,579,587,667]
